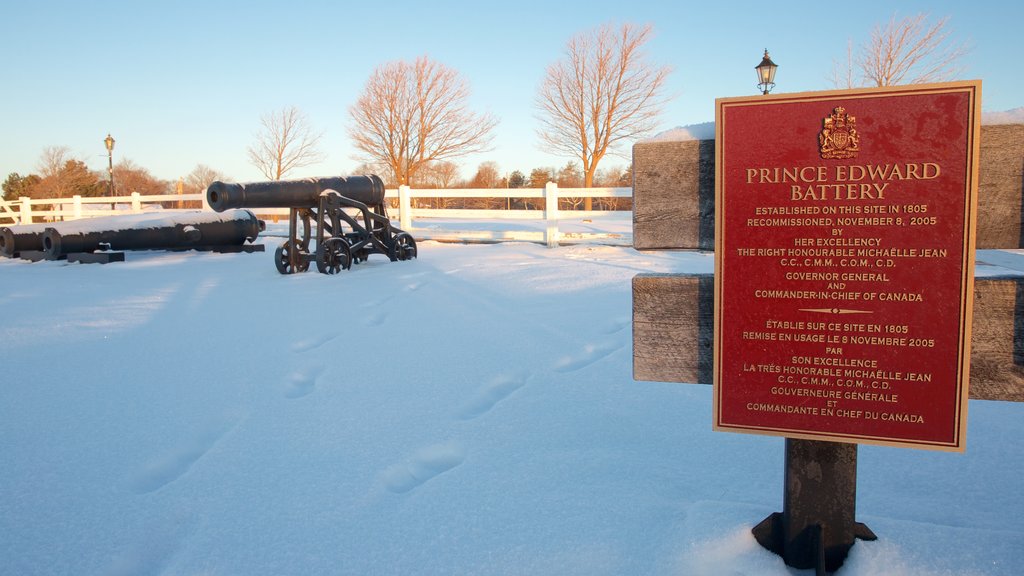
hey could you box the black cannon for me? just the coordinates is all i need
[206,175,416,275]
[0,223,48,258]
[40,209,264,260]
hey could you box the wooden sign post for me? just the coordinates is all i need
[714,82,981,572]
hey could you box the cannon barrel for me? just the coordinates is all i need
[0,223,48,257]
[41,209,263,259]
[206,175,386,212]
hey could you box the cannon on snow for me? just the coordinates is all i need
[206,175,416,275]
[39,209,264,261]
[0,223,48,258]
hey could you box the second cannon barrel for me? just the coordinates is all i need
[41,209,264,259]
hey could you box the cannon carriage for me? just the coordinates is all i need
[206,175,416,275]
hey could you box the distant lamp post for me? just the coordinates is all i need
[104,133,115,196]
[756,49,778,95]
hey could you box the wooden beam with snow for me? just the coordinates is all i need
[632,124,1024,250]
[632,273,1024,402]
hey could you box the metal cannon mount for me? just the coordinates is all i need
[206,175,416,275]
[276,187,417,274]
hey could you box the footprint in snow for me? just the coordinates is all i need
[130,422,233,494]
[600,316,631,335]
[362,310,389,327]
[284,364,325,399]
[290,332,340,353]
[552,341,624,373]
[382,442,466,494]
[456,373,527,420]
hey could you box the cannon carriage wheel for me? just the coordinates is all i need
[315,236,353,274]
[389,232,417,262]
[274,240,311,274]
[274,208,315,275]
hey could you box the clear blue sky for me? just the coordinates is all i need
[1,0,1020,184]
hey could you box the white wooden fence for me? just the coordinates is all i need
[0,192,201,224]
[0,184,633,247]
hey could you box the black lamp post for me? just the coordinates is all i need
[104,134,115,196]
[756,49,778,95]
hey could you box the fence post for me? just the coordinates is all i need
[131,192,142,213]
[73,195,83,220]
[545,182,560,248]
[399,185,412,231]
[19,197,32,224]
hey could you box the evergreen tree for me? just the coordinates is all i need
[556,162,582,188]
[2,172,42,201]
[528,168,554,188]
[508,170,526,189]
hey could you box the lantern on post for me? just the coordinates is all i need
[756,49,778,95]
[104,134,116,196]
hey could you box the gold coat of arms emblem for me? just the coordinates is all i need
[819,107,859,159]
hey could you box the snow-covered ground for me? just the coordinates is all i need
[1,238,1022,575]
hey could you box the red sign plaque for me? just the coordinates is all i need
[713,82,980,451]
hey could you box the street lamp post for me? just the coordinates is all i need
[104,134,115,197]
[756,49,778,95]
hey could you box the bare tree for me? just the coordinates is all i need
[829,39,857,89]
[536,22,671,208]
[37,146,72,179]
[348,55,497,186]
[247,106,325,180]
[34,162,103,199]
[114,159,169,196]
[617,163,633,187]
[184,164,228,196]
[352,162,394,186]
[410,161,462,209]
[422,161,461,189]
[465,161,504,208]
[591,166,628,210]
[469,161,501,189]
[34,147,103,198]
[830,13,969,88]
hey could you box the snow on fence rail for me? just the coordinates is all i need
[0,184,633,247]
[0,193,202,224]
